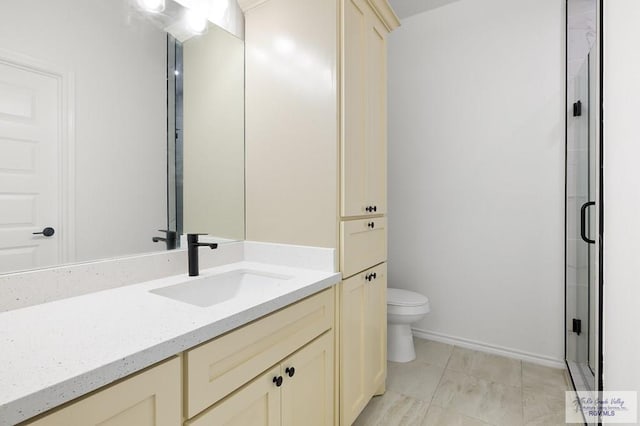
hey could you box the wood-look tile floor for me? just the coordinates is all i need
[354,339,574,426]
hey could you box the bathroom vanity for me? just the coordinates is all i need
[0,243,340,425]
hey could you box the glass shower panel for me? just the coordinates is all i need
[566,54,597,392]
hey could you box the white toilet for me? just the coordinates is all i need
[387,288,430,363]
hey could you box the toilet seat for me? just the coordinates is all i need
[387,288,429,307]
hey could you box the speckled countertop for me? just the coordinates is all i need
[0,261,340,425]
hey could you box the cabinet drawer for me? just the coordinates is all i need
[27,358,181,426]
[340,217,387,278]
[185,288,334,418]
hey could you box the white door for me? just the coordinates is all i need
[0,60,60,273]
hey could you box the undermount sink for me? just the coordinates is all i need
[150,269,293,307]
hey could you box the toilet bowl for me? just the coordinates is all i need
[387,288,430,363]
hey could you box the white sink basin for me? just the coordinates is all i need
[150,269,293,307]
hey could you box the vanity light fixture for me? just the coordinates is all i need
[136,0,166,13]
[185,8,208,34]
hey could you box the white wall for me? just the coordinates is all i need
[0,0,167,262]
[388,0,566,363]
[602,0,640,413]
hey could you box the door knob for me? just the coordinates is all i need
[33,227,55,237]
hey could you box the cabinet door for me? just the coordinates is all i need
[340,272,368,425]
[342,0,389,218]
[28,358,181,426]
[366,263,387,395]
[187,366,281,426]
[281,332,334,426]
[342,0,368,217]
[365,13,388,216]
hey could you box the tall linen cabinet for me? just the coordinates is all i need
[242,0,399,424]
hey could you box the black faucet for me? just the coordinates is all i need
[187,234,218,276]
[152,230,178,250]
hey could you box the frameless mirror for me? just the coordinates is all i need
[0,0,245,275]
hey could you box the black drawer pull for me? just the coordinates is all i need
[367,222,375,229]
[286,367,295,377]
[273,376,283,387]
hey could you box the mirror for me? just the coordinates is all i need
[0,0,245,275]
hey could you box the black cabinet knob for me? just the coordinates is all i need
[33,227,55,237]
[367,222,375,229]
[273,376,283,387]
[286,367,295,377]
[373,206,377,212]
[372,273,377,279]
[365,206,371,212]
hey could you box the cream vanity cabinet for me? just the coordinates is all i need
[23,289,335,426]
[186,332,333,426]
[340,217,388,424]
[184,288,335,425]
[26,358,182,426]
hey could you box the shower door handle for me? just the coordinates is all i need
[580,201,596,244]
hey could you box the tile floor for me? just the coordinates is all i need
[354,339,574,426]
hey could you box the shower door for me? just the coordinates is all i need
[566,51,598,392]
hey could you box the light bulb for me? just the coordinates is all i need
[136,0,165,13]
[186,9,207,34]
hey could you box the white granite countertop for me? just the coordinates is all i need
[0,260,340,425]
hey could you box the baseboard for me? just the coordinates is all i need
[412,328,566,369]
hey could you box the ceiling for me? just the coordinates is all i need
[388,0,463,19]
